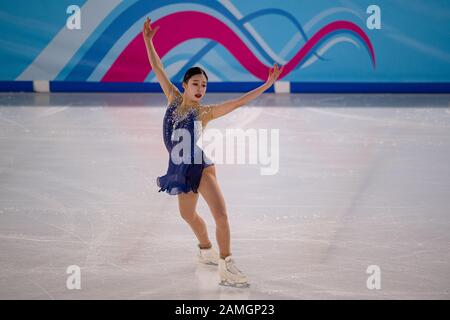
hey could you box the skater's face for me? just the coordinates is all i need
[183,73,207,103]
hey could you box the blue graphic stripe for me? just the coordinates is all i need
[312,30,375,66]
[172,41,219,81]
[241,8,325,63]
[2,81,449,93]
[41,81,450,93]
[50,81,161,92]
[56,0,139,80]
[0,81,33,92]
[50,81,272,92]
[290,82,450,93]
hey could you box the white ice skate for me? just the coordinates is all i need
[198,245,219,265]
[219,256,250,288]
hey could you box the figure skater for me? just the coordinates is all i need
[143,17,283,287]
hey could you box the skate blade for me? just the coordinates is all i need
[219,280,250,288]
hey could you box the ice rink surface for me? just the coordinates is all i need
[0,92,449,299]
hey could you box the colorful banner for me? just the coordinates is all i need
[1,0,449,91]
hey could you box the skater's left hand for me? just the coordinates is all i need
[265,63,284,87]
[143,17,159,42]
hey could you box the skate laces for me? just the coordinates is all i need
[200,247,218,263]
[226,258,243,275]
[201,248,216,257]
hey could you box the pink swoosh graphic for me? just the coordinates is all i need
[102,11,375,82]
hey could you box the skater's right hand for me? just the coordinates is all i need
[265,63,284,87]
[143,17,159,42]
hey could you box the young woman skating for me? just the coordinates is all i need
[143,17,283,287]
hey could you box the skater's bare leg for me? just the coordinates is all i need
[198,165,231,259]
[177,191,211,248]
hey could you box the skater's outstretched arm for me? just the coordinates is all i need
[142,17,180,103]
[207,63,284,121]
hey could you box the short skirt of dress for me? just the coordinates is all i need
[157,161,214,195]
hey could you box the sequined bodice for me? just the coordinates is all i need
[162,94,204,153]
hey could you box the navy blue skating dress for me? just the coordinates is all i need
[157,91,214,195]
